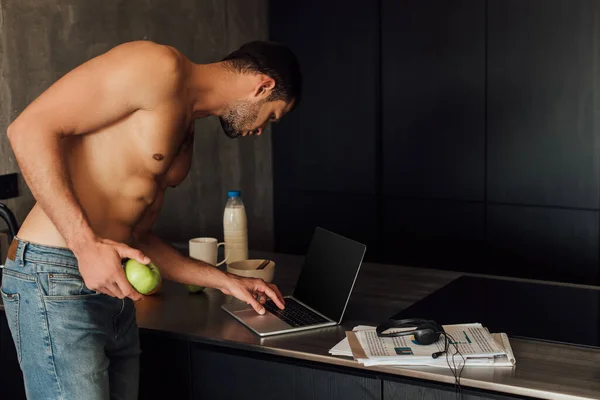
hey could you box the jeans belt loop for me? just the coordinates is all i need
[16,240,28,267]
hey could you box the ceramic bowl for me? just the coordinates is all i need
[226,259,275,283]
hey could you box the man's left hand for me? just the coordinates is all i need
[220,275,285,315]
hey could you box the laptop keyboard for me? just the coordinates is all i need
[264,298,329,327]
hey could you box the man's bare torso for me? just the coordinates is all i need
[17,43,194,247]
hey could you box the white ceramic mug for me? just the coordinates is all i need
[189,237,227,266]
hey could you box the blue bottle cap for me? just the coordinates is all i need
[228,190,241,197]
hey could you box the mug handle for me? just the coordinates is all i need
[216,242,228,266]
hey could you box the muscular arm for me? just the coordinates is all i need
[133,193,285,313]
[132,192,230,287]
[136,233,233,288]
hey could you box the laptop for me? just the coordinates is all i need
[221,227,366,337]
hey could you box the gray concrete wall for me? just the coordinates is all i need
[0,0,274,250]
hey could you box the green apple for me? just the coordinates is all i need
[124,259,162,295]
[185,284,205,294]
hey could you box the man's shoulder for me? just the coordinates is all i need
[109,41,184,72]
[104,40,186,95]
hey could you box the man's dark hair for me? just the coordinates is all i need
[222,41,302,108]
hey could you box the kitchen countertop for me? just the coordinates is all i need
[132,249,600,400]
[3,249,600,399]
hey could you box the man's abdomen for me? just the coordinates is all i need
[16,200,146,248]
[16,162,159,249]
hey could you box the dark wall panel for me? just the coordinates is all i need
[274,191,377,257]
[487,0,600,208]
[487,205,599,284]
[382,0,485,200]
[382,198,485,271]
[270,0,378,195]
[271,0,600,284]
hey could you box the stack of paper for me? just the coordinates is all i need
[329,324,516,368]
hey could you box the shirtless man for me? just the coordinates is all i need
[3,40,301,399]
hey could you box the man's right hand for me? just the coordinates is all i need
[74,237,149,301]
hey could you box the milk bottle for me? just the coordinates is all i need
[223,190,248,264]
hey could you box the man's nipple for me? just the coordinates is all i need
[153,153,165,161]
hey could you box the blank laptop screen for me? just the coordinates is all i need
[292,228,366,323]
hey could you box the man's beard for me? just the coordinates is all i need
[219,99,263,139]
[219,117,242,139]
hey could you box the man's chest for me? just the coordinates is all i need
[130,107,195,180]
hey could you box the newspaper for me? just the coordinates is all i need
[330,324,516,368]
[358,323,505,359]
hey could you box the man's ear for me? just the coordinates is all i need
[254,75,276,99]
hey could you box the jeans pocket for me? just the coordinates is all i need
[41,273,100,300]
[1,288,21,363]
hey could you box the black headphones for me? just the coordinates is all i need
[377,319,464,387]
[376,318,444,346]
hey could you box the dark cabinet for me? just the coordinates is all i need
[382,0,486,201]
[0,310,26,399]
[270,0,378,195]
[382,198,485,270]
[274,190,378,255]
[139,331,191,400]
[486,205,599,284]
[484,0,600,283]
[191,344,381,400]
[380,0,486,272]
[270,0,379,256]
[384,380,520,400]
[487,0,600,209]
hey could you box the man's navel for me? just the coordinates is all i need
[153,153,165,161]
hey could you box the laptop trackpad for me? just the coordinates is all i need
[234,309,292,331]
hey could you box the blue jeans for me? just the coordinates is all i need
[1,238,140,400]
